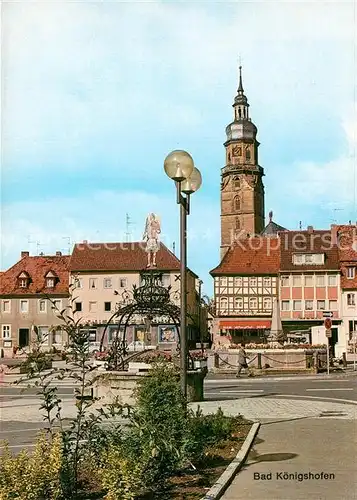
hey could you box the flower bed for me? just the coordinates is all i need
[76,415,253,500]
[227,343,326,350]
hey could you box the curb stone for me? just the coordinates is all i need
[201,421,261,500]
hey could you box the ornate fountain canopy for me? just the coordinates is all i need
[133,271,171,308]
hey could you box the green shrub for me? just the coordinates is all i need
[98,363,242,499]
[0,433,63,500]
[98,447,143,500]
[98,362,189,498]
[183,407,236,463]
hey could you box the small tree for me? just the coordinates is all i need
[17,285,124,498]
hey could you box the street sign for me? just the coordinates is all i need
[323,311,333,318]
[324,318,332,330]
[325,328,332,338]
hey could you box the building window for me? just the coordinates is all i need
[52,300,62,311]
[249,297,258,309]
[304,275,313,287]
[263,277,271,287]
[234,297,243,309]
[234,277,242,286]
[46,278,55,288]
[234,196,240,211]
[19,278,28,288]
[347,293,355,306]
[235,218,240,230]
[292,275,302,287]
[245,147,251,161]
[293,254,324,265]
[293,254,303,264]
[2,325,11,339]
[263,297,272,309]
[38,326,49,344]
[305,300,313,311]
[52,327,62,345]
[73,278,83,289]
[293,300,302,311]
[281,300,290,311]
[250,277,257,286]
[328,275,337,286]
[220,297,228,313]
[329,300,338,311]
[316,275,325,287]
[281,276,290,287]
[234,179,240,190]
[349,320,357,340]
[119,278,127,288]
[39,300,47,313]
[104,301,111,312]
[317,300,325,310]
[20,300,29,313]
[89,301,97,313]
[89,278,97,289]
[347,267,356,279]
[75,302,82,312]
[220,277,227,286]
[2,300,11,313]
[104,278,112,289]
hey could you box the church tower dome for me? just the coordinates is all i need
[220,66,265,257]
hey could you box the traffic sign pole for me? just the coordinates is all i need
[326,337,330,375]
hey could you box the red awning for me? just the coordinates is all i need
[219,320,271,330]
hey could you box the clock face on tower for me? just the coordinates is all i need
[232,146,242,157]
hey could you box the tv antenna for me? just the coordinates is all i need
[27,235,43,255]
[331,208,344,224]
[125,213,133,242]
[62,236,71,255]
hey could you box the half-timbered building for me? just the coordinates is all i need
[210,238,280,346]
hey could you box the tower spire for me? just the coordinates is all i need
[233,65,249,121]
[238,65,244,93]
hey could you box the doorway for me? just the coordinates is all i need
[19,328,29,348]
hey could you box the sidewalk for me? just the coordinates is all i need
[222,418,357,500]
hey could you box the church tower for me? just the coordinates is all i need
[220,67,265,257]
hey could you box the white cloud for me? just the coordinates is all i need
[2,1,355,173]
[0,188,219,291]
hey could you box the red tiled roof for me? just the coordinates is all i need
[0,255,70,296]
[333,225,357,289]
[210,238,280,275]
[279,230,339,271]
[70,242,181,272]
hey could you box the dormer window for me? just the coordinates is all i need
[347,267,356,279]
[46,278,55,288]
[45,271,57,288]
[17,271,30,288]
[292,253,325,265]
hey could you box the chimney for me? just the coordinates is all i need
[331,225,338,245]
[307,225,314,233]
[21,251,30,258]
[56,251,62,256]
[83,240,88,244]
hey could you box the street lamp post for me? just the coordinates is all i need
[164,150,202,397]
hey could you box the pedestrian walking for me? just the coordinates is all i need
[236,342,253,377]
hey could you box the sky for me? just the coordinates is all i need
[1,0,356,296]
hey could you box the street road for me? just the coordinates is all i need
[204,373,357,404]
[1,372,357,452]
